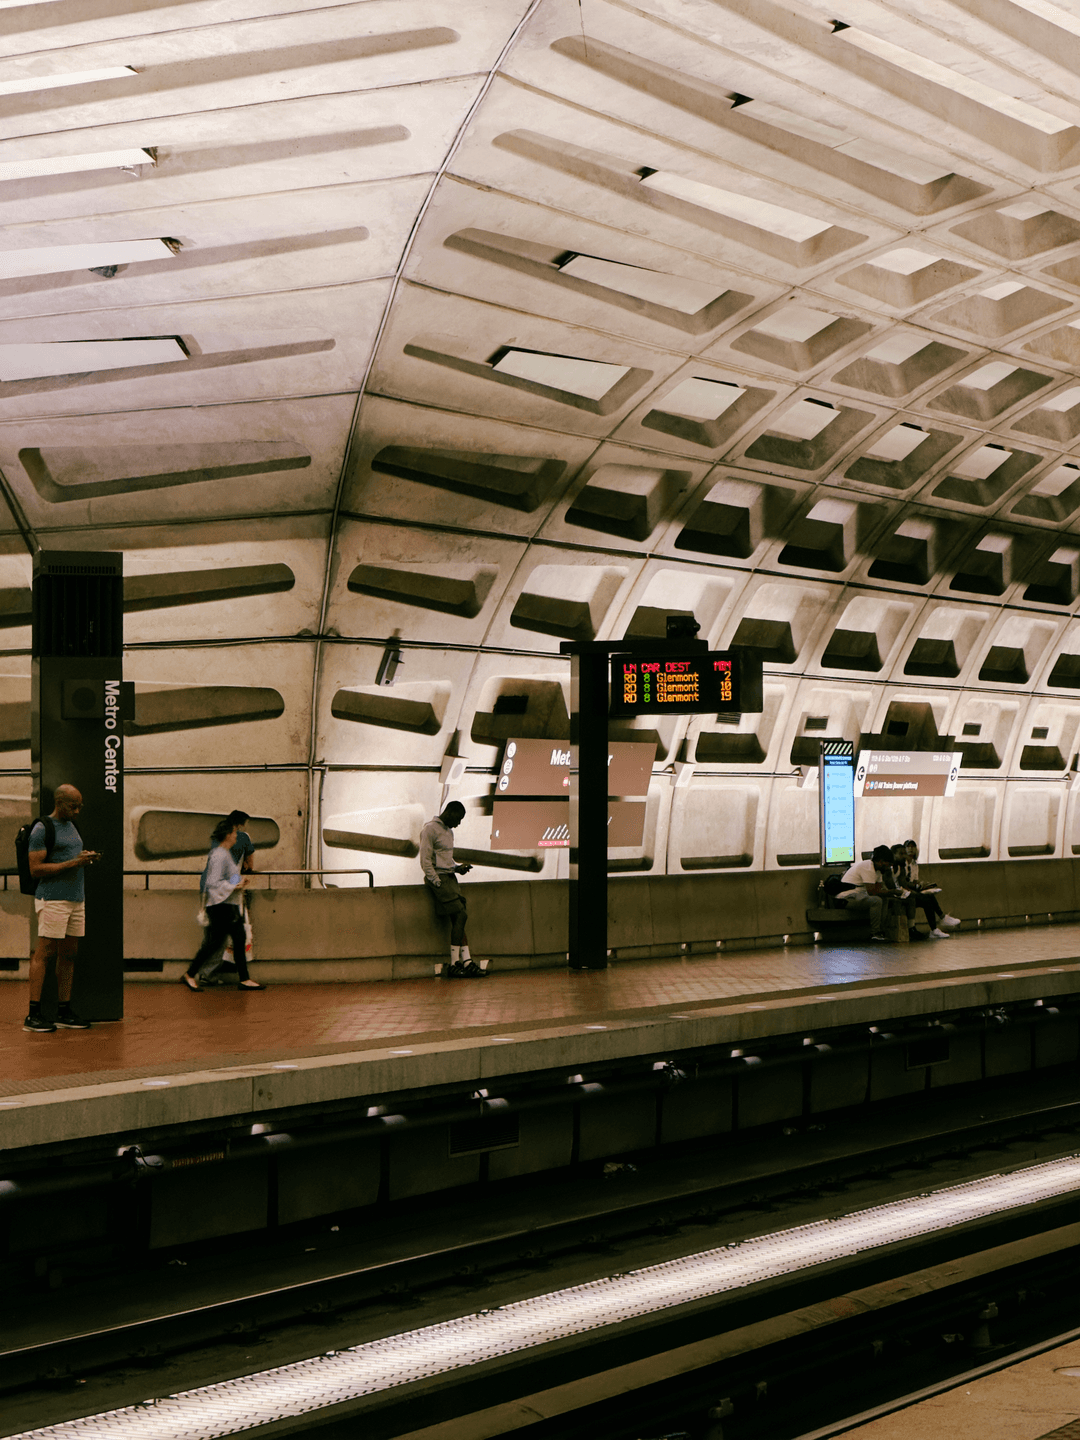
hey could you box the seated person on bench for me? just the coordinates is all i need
[889,842,923,936]
[836,845,897,941]
[902,839,960,937]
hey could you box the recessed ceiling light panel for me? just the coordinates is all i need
[491,348,632,401]
[0,66,137,97]
[557,254,727,315]
[0,337,186,381]
[0,238,178,281]
[0,149,154,183]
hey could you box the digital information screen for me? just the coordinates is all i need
[610,653,740,716]
[818,740,855,867]
[854,751,962,798]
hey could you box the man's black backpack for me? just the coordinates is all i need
[15,817,57,896]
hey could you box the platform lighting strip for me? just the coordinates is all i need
[0,150,154,183]
[10,1154,1080,1440]
[0,67,137,97]
[0,238,178,281]
[0,338,186,381]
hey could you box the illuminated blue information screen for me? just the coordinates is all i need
[819,741,855,866]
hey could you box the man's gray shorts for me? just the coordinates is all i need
[427,874,466,917]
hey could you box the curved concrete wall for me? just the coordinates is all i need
[1,858,1076,982]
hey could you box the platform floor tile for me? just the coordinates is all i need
[0,923,1076,1097]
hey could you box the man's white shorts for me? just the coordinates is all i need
[35,899,85,939]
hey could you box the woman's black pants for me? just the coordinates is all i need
[188,903,250,981]
[914,893,942,930]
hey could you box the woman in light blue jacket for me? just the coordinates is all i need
[182,819,265,992]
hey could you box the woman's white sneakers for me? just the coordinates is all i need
[930,927,951,938]
[939,914,961,927]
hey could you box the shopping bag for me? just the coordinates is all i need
[222,914,254,967]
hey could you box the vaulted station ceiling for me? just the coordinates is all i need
[5,0,1080,880]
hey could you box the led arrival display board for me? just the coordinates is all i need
[818,740,856,867]
[854,750,962,798]
[609,650,761,717]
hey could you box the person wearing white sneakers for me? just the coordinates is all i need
[419,801,488,979]
[903,840,960,938]
[23,784,99,1033]
[837,846,896,941]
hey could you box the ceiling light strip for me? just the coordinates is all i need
[640,169,831,240]
[11,1153,1080,1440]
[835,26,1071,136]
[0,238,177,280]
[0,338,185,381]
[0,150,154,183]
[0,66,136,97]
[991,0,1080,40]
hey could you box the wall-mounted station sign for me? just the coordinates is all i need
[854,750,963,798]
[490,737,656,851]
[491,798,647,850]
[609,650,762,717]
[495,738,655,797]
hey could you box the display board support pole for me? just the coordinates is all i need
[559,638,710,972]
[566,647,610,971]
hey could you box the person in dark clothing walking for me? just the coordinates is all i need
[182,819,265,992]
[196,808,256,984]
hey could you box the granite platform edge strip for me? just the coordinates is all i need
[1,967,1078,1153]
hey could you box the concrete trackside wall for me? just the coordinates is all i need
[0,860,1078,984]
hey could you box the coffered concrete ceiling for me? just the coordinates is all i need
[5,0,1080,880]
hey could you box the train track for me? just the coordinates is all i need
[6,1067,1080,1437]
[494,1243,1080,1440]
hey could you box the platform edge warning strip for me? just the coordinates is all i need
[10,1154,1080,1440]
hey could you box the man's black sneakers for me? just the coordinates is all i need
[458,961,488,978]
[23,1014,55,1033]
[56,1009,90,1029]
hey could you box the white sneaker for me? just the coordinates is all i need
[940,914,961,927]
[869,932,888,941]
[930,927,950,938]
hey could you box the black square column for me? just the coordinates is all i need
[566,646,611,971]
[32,551,125,1021]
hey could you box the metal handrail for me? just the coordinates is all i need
[0,868,375,891]
[121,868,375,891]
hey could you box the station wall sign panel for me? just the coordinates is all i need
[496,738,656,797]
[854,750,963,798]
[491,798,646,850]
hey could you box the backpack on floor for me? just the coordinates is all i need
[15,816,56,896]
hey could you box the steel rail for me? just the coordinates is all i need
[7,1128,1080,1439]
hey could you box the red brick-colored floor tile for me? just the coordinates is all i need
[0,925,1074,1096]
